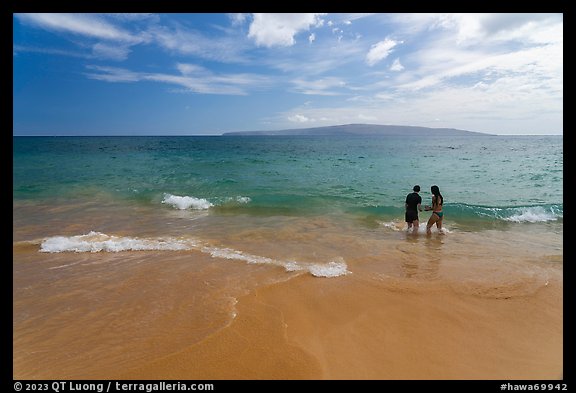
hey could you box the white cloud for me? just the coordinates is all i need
[145,74,243,95]
[357,113,377,121]
[14,13,254,64]
[92,43,131,61]
[13,44,91,59]
[374,93,396,100]
[434,13,562,45]
[342,13,376,21]
[396,36,562,93]
[275,60,562,134]
[84,66,140,82]
[388,13,562,50]
[366,38,400,66]
[308,33,316,44]
[85,65,270,96]
[265,38,365,76]
[291,77,346,95]
[288,114,311,123]
[150,25,249,63]
[368,12,562,117]
[390,58,404,72]
[15,13,140,43]
[105,13,157,22]
[228,13,249,26]
[248,13,325,47]
[176,63,208,75]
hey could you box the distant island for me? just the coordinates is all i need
[223,123,494,137]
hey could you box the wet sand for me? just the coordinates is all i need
[119,268,563,380]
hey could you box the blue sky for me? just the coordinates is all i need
[13,13,563,135]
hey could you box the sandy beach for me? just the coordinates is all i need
[117,266,562,380]
[13,210,563,380]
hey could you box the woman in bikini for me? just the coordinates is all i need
[424,185,444,234]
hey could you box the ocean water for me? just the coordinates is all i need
[13,135,563,378]
[13,135,563,223]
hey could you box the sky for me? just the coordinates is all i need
[13,13,563,136]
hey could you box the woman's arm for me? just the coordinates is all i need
[425,196,436,211]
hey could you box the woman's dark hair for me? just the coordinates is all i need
[431,185,443,206]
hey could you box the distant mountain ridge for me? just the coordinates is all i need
[222,123,493,136]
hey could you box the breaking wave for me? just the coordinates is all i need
[39,231,348,278]
[161,193,251,210]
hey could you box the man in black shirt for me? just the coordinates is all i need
[405,185,423,233]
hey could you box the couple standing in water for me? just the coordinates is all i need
[405,185,444,234]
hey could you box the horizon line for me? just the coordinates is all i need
[12,133,563,137]
[12,123,562,137]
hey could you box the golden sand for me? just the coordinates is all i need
[118,271,563,380]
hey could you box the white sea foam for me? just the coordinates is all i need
[162,194,213,210]
[39,232,349,278]
[380,221,450,234]
[201,246,277,265]
[412,225,450,234]
[381,221,403,231]
[227,196,251,204]
[201,246,349,277]
[504,206,559,223]
[307,260,350,278]
[161,194,251,210]
[40,231,196,253]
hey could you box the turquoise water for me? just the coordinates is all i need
[13,135,563,229]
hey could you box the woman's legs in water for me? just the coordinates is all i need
[436,216,444,234]
[426,213,444,234]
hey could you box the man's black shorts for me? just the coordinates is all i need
[405,210,419,223]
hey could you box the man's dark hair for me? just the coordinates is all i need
[413,185,420,192]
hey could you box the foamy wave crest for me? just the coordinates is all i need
[449,203,562,223]
[162,193,213,210]
[201,247,349,277]
[202,246,276,265]
[504,206,560,223]
[161,194,252,210]
[307,259,349,278]
[413,224,450,234]
[39,232,349,278]
[227,196,251,204]
[40,231,197,253]
[380,220,450,234]
[381,221,403,231]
